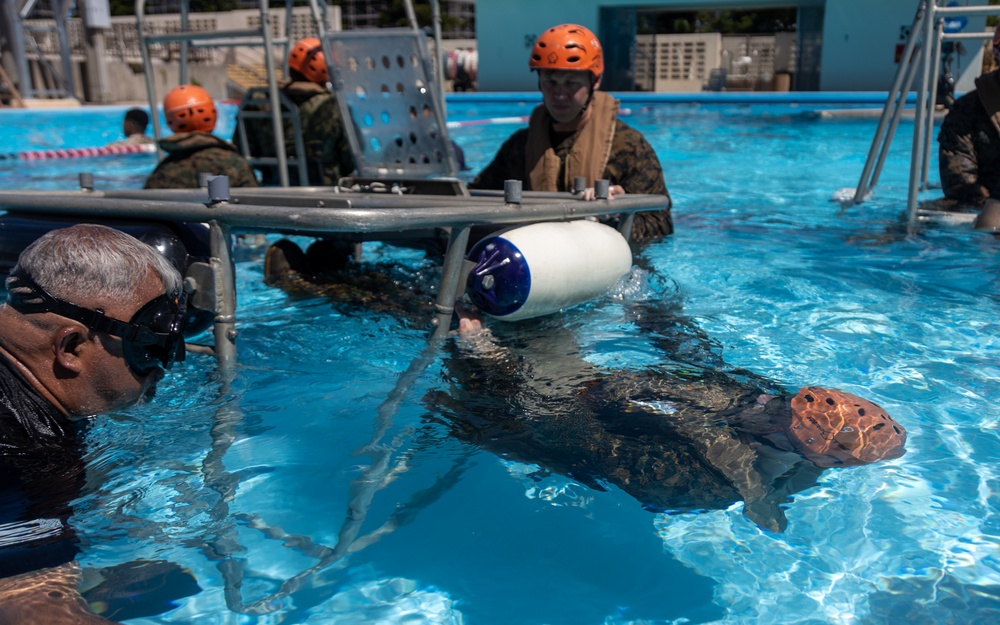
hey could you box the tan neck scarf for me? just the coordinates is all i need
[525,91,619,191]
[976,69,1000,136]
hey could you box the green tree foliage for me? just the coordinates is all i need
[375,0,464,33]
[642,8,797,35]
[110,0,247,17]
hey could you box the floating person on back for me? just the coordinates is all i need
[145,84,258,190]
[234,37,355,187]
[468,23,673,243]
[432,312,907,532]
[253,240,909,534]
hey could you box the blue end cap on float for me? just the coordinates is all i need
[465,236,531,317]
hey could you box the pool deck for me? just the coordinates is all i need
[14,98,82,109]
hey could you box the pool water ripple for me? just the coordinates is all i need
[1,100,998,623]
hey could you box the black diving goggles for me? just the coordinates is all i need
[7,272,187,377]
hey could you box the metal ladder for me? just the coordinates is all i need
[232,86,313,186]
[135,0,331,187]
[850,0,1000,230]
[3,0,76,100]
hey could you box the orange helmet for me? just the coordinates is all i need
[786,387,907,468]
[529,24,603,78]
[288,37,329,84]
[163,85,217,133]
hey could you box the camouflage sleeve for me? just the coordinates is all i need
[605,122,669,197]
[605,122,673,240]
[938,93,990,204]
[143,161,184,189]
[194,148,259,188]
[467,129,529,190]
[304,96,355,185]
[225,153,260,188]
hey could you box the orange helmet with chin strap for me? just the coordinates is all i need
[529,24,604,78]
[163,85,217,133]
[288,37,329,84]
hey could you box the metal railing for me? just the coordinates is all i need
[850,0,1000,230]
[136,0,331,186]
[0,180,668,614]
[3,2,666,614]
[0,181,668,371]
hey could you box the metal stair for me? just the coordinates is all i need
[849,0,1000,230]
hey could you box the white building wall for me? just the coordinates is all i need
[818,0,988,91]
[474,0,990,92]
[635,33,721,92]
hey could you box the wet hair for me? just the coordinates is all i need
[6,224,182,306]
[124,108,150,133]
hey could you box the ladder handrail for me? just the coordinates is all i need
[233,86,311,185]
[853,0,1000,232]
[10,0,76,100]
[853,0,928,206]
[135,0,329,187]
[906,0,938,229]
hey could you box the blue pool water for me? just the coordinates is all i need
[1,97,999,624]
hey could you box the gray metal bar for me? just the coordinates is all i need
[233,88,311,185]
[208,218,237,373]
[429,0,447,124]
[281,0,294,78]
[853,0,928,205]
[936,4,1000,16]
[134,0,162,152]
[403,0,418,29]
[0,191,667,234]
[865,54,922,196]
[5,0,32,99]
[16,0,38,18]
[430,225,472,339]
[53,0,74,99]
[28,186,665,207]
[257,0,291,188]
[142,30,281,46]
[920,18,946,192]
[942,31,998,40]
[908,0,937,230]
[179,0,189,85]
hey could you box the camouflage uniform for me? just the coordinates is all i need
[145,132,258,190]
[469,118,673,243]
[298,86,354,185]
[938,72,1000,205]
[431,326,821,532]
[234,81,354,186]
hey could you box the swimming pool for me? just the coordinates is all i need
[1,95,998,624]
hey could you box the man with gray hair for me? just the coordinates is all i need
[0,224,188,622]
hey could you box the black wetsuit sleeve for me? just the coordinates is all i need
[0,357,85,579]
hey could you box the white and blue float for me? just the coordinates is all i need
[465,219,633,322]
